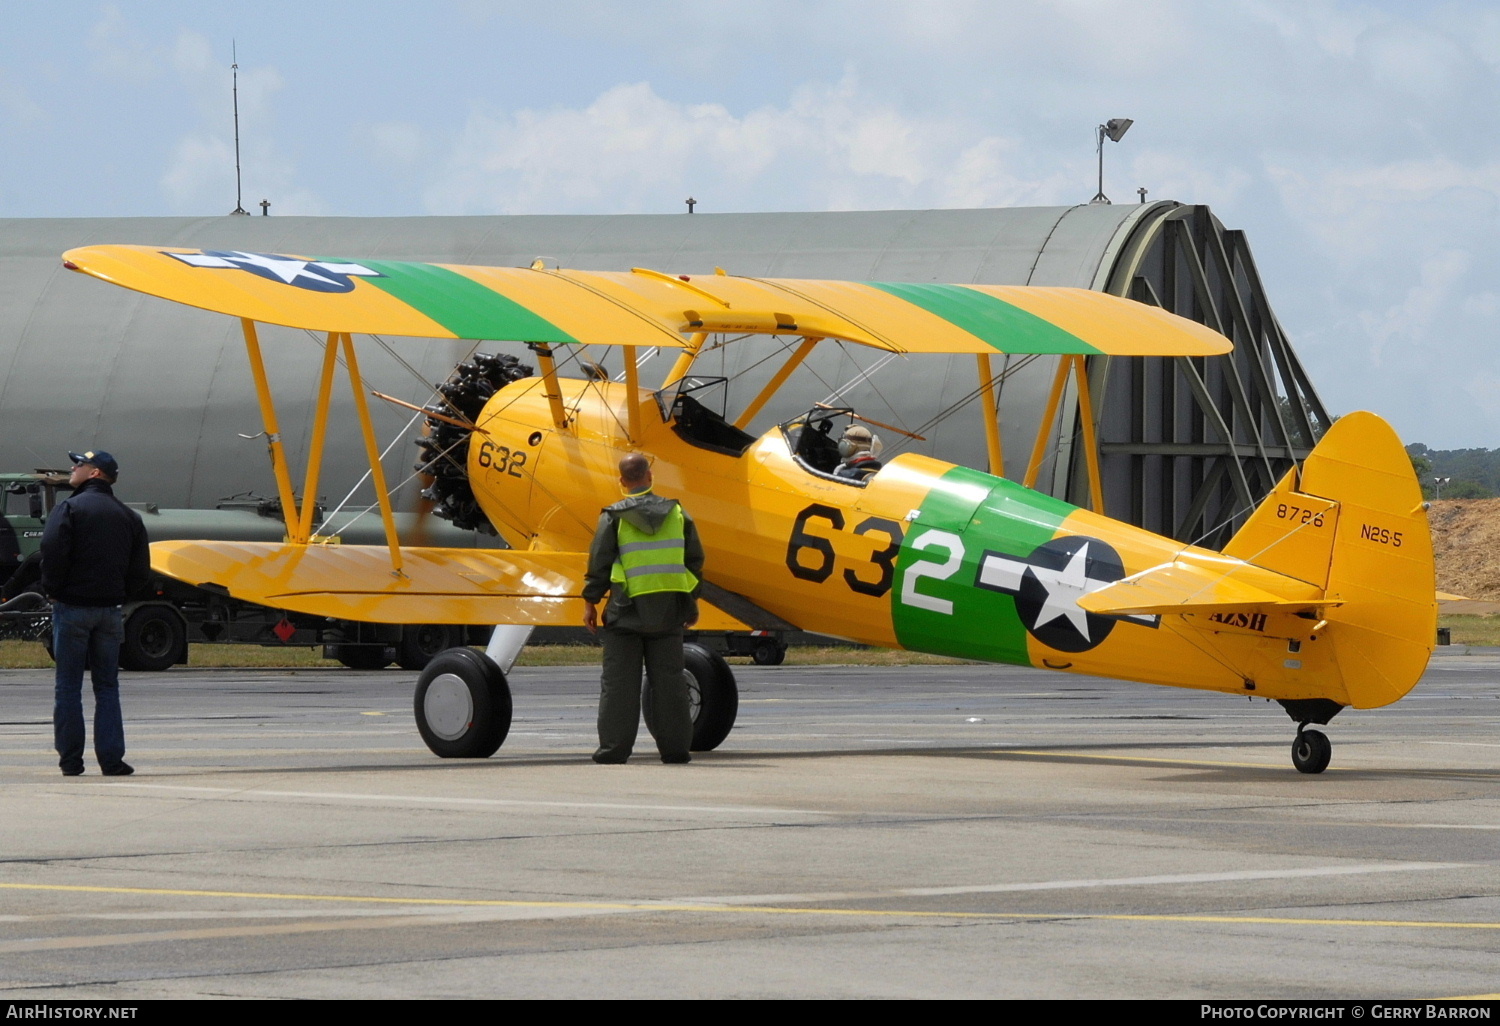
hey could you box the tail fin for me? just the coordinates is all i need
[1223,411,1434,708]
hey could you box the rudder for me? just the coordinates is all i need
[1225,411,1434,708]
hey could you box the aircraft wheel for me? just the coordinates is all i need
[1291,727,1332,775]
[396,624,458,671]
[336,645,392,670]
[120,604,187,672]
[683,643,738,751]
[414,647,512,758]
[644,644,739,751]
[751,638,786,666]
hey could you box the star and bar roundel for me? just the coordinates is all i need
[166,250,385,293]
[974,535,1159,653]
[889,467,1159,664]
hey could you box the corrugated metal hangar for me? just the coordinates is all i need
[0,201,1326,546]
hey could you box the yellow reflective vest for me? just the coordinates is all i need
[610,504,697,597]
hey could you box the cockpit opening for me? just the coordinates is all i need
[781,407,884,485]
[655,376,756,457]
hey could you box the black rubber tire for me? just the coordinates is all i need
[751,638,786,666]
[396,624,458,672]
[336,644,392,670]
[119,605,186,672]
[1291,728,1332,774]
[683,642,737,751]
[414,647,512,758]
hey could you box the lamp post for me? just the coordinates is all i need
[1434,476,1451,500]
[1090,118,1133,205]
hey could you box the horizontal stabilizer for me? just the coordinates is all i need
[1078,559,1336,618]
[150,541,751,630]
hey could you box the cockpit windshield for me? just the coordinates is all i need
[654,376,756,457]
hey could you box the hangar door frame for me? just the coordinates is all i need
[1074,203,1331,549]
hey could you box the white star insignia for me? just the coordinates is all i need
[166,251,381,290]
[979,541,1109,641]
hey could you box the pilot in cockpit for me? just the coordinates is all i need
[833,424,883,482]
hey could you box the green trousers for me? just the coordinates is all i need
[595,626,692,763]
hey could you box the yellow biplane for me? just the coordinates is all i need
[62,245,1435,773]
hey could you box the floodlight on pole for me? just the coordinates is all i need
[1434,476,1451,500]
[1090,118,1133,205]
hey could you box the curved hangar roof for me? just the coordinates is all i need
[2,204,1179,509]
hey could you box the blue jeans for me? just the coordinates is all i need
[53,602,126,773]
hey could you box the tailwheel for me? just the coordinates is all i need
[1291,726,1332,775]
[414,647,512,758]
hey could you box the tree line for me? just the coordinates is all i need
[1407,444,1498,499]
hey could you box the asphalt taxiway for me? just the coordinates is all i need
[1,653,1498,999]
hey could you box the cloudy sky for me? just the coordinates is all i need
[4,1,1498,449]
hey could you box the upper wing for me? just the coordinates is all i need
[63,246,1231,357]
[151,540,753,631]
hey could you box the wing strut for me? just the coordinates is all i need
[977,353,1005,477]
[661,331,708,391]
[294,331,340,544]
[240,318,303,535]
[734,337,821,430]
[529,343,571,430]
[340,332,405,576]
[623,345,641,441]
[1023,354,1105,515]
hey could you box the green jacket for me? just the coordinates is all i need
[583,490,704,634]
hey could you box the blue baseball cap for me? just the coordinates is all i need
[68,450,119,480]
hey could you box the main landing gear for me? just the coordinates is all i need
[1278,698,1344,775]
[411,644,740,758]
[645,643,739,751]
[414,648,512,758]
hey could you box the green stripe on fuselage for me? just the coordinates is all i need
[354,260,577,343]
[892,466,1076,664]
[866,281,1098,354]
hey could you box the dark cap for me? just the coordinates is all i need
[68,450,119,480]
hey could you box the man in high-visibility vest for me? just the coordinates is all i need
[582,453,704,764]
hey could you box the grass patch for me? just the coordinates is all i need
[1439,614,1500,647]
[0,641,50,669]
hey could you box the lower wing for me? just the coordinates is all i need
[151,540,752,630]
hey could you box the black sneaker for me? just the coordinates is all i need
[661,753,691,764]
[101,762,134,776]
[61,766,84,777]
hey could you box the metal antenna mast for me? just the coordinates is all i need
[230,41,248,215]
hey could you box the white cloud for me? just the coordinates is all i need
[86,3,166,84]
[362,122,428,168]
[153,28,320,214]
[1359,249,1471,363]
[421,75,1085,215]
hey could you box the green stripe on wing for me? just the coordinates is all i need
[356,260,578,343]
[866,281,1098,354]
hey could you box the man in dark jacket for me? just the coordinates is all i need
[582,453,703,764]
[41,450,150,776]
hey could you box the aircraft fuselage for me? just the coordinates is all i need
[471,377,1352,707]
